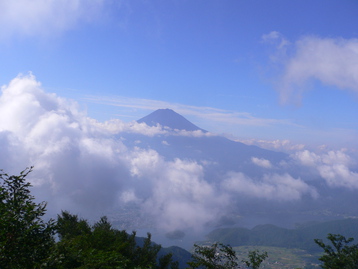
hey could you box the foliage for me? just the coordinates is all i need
[187,242,239,269]
[0,168,180,268]
[0,167,55,268]
[241,249,268,269]
[314,233,358,269]
[52,211,179,269]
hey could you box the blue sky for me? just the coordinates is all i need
[0,0,357,149]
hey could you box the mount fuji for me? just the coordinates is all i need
[137,108,206,132]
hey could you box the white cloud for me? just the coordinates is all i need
[264,33,358,104]
[0,73,229,231]
[251,157,272,169]
[2,73,356,233]
[293,149,358,189]
[222,172,318,201]
[262,31,290,63]
[238,138,305,152]
[0,0,107,38]
[127,149,229,231]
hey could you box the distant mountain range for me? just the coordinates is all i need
[206,218,358,253]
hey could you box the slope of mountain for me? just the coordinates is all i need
[135,235,192,268]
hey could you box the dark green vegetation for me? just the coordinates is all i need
[0,168,180,269]
[187,243,239,269]
[0,168,55,268]
[315,234,358,269]
[50,211,180,268]
[241,249,268,269]
[187,243,267,269]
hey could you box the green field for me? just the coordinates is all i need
[233,246,320,269]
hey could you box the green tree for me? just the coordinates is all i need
[187,242,239,269]
[53,211,178,268]
[241,249,268,269]
[0,167,55,268]
[314,233,358,269]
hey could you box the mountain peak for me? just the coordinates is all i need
[137,109,206,132]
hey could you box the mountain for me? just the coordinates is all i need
[134,109,287,176]
[116,109,358,249]
[137,108,206,132]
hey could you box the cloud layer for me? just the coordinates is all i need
[0,74,228,231]
[1,74,357,233]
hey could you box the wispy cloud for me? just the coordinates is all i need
[85,95,296,128]
[263,32,358,104]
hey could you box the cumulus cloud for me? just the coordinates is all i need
[293,149,358,189]
[263,32,358,104]
[0,73,129,214]
[0,0,108,38]
[251,157,272,169]
[0,73,228,231]
[127,150,229,231]
[222,172,318,201]
[4,73,356,234]
[238,138,305,152]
